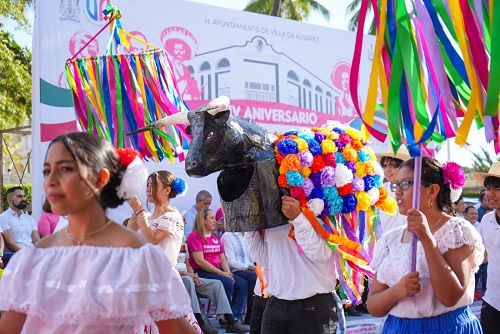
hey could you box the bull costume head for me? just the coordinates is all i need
[129,97,289,231]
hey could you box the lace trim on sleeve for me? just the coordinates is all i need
[435,218,485,272]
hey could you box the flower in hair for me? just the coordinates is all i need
[115,148,148,200]
[172,177,188,197]
[442,162,466,203]
[442,162,466,190]
[116,148,143,167]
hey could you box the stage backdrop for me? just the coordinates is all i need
[32,0,385,222]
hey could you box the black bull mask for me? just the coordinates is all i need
[128,97,289,231]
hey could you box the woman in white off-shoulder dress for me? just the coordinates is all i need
[0,132,197,334]
[368,157,484,334]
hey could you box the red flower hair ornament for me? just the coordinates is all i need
[116,148,148,200]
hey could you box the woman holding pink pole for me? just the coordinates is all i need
[367,157,484,333]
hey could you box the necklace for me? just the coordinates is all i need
[429,214,446,232]
[65,219,112,245]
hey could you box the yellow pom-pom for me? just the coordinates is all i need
[345,127,362,141]
[302,167,312,178]
[295,138,309,152]
[365,160,376,175]
[355,162,367,177]
[321,139,337,154]
[356,192,372,211]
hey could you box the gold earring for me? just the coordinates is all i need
[428,199,433,208]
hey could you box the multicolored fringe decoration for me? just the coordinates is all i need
[275,121,397,302]
[352,0,500,156]
[65,4,190,162]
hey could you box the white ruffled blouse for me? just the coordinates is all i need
[372,217,484,318]
[0,243,192,333]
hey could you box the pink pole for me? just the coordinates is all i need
[410,155,422,271]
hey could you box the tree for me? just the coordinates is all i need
[0,0,33,32]
[469,146,499,173]
[346,0,376,35]
[0,30,32,130]
[245,0,330,21]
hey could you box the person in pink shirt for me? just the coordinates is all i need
[37,200,61,237]
[186,208,249,333]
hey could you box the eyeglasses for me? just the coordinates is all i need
[382,162,401,169]
[390,180,432,192]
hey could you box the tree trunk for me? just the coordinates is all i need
[271,0,281,16]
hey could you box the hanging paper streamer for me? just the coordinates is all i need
[275,121,396,302]
[65,4,190,162]
[353,0,500,155]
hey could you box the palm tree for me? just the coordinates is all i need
[346,0,376,35]
[245,0,330,22]
[469,146,499,173]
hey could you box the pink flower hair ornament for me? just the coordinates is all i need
[442,162,466,203]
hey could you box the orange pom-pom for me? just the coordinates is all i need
[278,174,289,188]
[311,155,326,173]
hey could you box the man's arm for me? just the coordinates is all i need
[281,196,332,262]
[31,230,41,244]
[1,229,21,252]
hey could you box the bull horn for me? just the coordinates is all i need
[128,111,190,135]
[205,96,230,116]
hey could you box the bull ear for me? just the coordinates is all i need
[214,109,230,125]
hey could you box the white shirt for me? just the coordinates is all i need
[480,211,500,311]
[372,217,484,318]
[0,207,37,249]
[221,232,254,271]
[246,213,338,300]
[53,216,69,233]
[148,211,184,267]
[183,206,197,239]
[379,182,407,235]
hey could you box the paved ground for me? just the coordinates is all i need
[204,300,483,333]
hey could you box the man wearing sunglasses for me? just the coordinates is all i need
[375,146,411,236]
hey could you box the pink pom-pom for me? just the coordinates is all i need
[442,162,465,190]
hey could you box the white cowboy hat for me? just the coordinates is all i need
[472,161,500,185]
[375,145,411,162]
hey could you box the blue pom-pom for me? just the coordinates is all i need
[373,175,383,188]
[328,196,344,214]
[298,131,315,141]
[307,139,322,156]
[342,194,357,214]
[363,175,376,191]
[358,148,371,162]
[286,171,303,187]
[332,127,346,134]
[277,138,299,155]
[284,130,299,136]
[172,178,188,197]
[335,152,346,164]
[309,187,324,200]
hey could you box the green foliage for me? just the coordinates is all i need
[2,183,31,210]
[0,0,33,32]
[468,146,500,173]
[244,0,330,21]
[0,30,32,130]
[462,190,480,199]
[346,0,376,35]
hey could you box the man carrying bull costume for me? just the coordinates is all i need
[245,197,339,333]
[129,97,396,334]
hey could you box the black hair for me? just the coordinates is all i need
[400,157,454,215]
[484,176,500,188]
[464,205,477,215]
[47,132,125,210]
[454,196,464,205]
[6,186,24,198]
[380,156,404,169]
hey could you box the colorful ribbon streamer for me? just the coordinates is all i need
[65,5,190,162]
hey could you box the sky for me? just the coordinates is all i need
[2,0,497,167]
